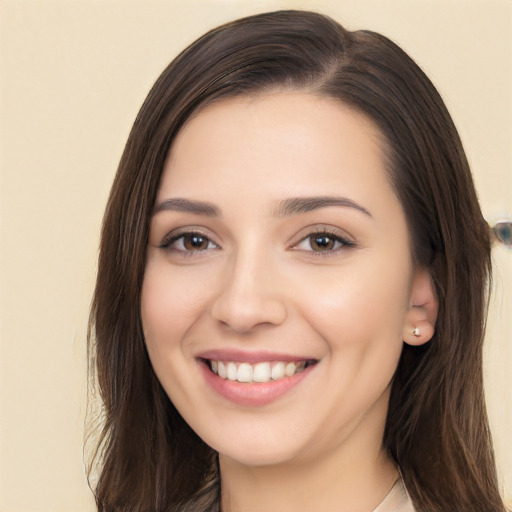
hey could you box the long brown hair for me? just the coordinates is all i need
[88,10,506,512]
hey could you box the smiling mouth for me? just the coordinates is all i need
[203,359,318,383]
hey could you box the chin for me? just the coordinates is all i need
[211,432,311,468]
[219,448,300,468]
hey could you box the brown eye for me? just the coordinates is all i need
[309,234,335,251]
[183,234,209,251]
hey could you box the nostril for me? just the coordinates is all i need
[210,292,287,333]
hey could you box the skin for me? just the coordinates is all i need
[141,92,436,511]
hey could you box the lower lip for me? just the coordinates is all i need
[199,361,315,407]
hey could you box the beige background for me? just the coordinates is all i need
[0,1,510,510]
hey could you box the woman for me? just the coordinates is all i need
[88,10,506,512]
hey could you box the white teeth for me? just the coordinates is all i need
[253,362,271,382]
[217,361,227,379]
[237,363,253,383]
[227,362,237,381]
[209,359,312,383]
[271,362,285,380]
[285,362,296,377]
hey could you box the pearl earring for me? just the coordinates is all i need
[413,327,420,337]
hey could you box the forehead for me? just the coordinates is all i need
[159,92,396,217]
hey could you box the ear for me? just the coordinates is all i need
[403,268,439,346]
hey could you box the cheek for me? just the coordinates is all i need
[140,267,204,401]
[294,256,411,370]
[141,264,208,343]
[302,269,409,333]
[141,277,176,344]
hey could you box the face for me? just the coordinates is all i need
[142,92,419,468]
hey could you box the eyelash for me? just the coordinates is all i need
[159,229,355,256]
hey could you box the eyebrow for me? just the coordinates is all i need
[153,198,221,217]
[275,196,373,218]
[152,195,372,219]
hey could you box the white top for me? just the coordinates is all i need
[372,477,415,512]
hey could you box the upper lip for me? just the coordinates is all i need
[197,349,318,364]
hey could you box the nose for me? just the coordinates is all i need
[210,251,287,334]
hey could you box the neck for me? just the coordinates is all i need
[219,441,398,512]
